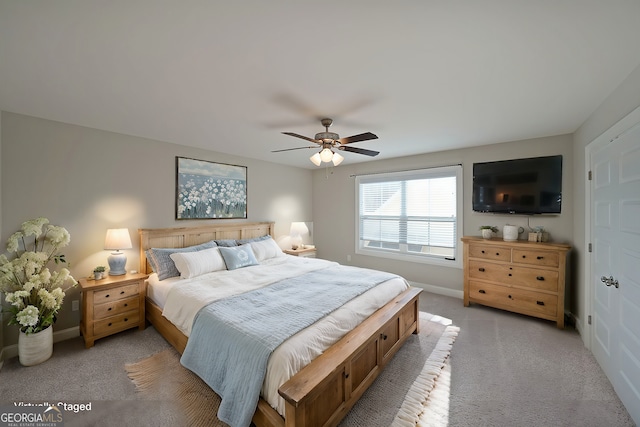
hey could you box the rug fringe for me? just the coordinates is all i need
[125,349,178,393]
[390,324,459,427]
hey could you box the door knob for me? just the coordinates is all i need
[600,275,620,288]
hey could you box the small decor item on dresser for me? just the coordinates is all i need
[479,226,498,239]
[503,224,524,241]
[93,266,106,280]
[0,217,77,366]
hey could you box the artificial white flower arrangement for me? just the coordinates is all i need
[0,217,77,334]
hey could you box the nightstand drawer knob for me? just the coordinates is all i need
[105,294,110,298]
[478,267,485,272]
[124,318,128,322]
[120,291,125,295]
[124,303,128,307]
[478,289,486,294]
[108,322,112,326]
[536,301,545,306]
[382,334,388,340]
[536,276,545,281]
[108,307,112,311]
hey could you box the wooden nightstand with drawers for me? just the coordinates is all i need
[284,247,317,258]
[79,272,148,348]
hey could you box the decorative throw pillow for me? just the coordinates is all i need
[214,239,238,247]
[236,235,271,245]
[218,244,259,270]
[249,237,284,261]
[146,240,217,280]
[170,247,226,279]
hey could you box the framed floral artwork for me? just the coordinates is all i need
[176,157,247,219]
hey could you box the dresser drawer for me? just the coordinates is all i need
[93,297,139,320]
[469,281,557,318]
[93,283,140,304]
[512,249,559,268]
[470,260,558,292]
[468,244,511,262]
[93,311,139,336]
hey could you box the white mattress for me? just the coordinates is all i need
[146,256,409,416]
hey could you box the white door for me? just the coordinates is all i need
[590,116,640,425]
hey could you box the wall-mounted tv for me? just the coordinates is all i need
[472,155,562,214]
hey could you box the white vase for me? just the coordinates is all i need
[481,229,494,239]
[18,326,53,366]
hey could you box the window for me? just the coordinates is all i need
[355,165,462,267]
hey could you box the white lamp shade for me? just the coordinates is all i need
[104,228,131,276]
[320,148,333,162]
[290,222,309,237]
[310,152,322,166]
[332,151,344,166]
[104,228,132,250]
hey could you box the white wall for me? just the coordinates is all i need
[572,63,640,333]
[312,134,574,297]
[0,112,313,348]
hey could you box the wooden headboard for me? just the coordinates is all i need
[138,222,275,275]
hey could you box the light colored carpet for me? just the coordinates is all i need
[125,312,459,427]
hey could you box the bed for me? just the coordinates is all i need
[139,222,421,427]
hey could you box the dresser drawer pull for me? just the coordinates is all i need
[537,256,543,260]
[536,276,545,281]
[124,318,128,322]
[108,322,112,326]
[508,273,512,276]
[536,301,545,306]
[508,295,512,299]
[496,252,500,256]
[382,334,388,340]
[120,291,125,295]
[108,307,112,311]
[478,289,486,294]
[481,250,485,254]
[478,267,485,272]
[105,294,110,298]
[124,303,128,307]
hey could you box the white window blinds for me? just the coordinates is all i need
[356,165,462,265]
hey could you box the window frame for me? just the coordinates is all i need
[354,165,463,269]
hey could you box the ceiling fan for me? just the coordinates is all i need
[272,118,379,166]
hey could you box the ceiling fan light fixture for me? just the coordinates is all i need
[320,148,334,162]
[331,151,344,166]
[310,152,322,166]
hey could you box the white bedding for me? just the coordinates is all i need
[147,255,409,415]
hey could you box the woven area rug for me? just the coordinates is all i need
[125,312,459,427]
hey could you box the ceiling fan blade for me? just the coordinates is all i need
[282,132,320,144]
[337,132,378,145]
[340,146,380,157]
[272,146,316,153]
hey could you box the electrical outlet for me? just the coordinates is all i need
[72,300,79,312]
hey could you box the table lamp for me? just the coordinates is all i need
[104,228,132,275]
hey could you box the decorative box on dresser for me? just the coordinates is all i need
[79,272,148,348]
[462,236,571,328]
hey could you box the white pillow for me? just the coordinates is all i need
[170,247,226,279]
[250,237,284,261]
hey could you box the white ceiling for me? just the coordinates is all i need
[2,1,640,169]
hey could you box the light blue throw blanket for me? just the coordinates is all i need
[180,264,399,427]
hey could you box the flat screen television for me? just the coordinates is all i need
[472,155,562,214]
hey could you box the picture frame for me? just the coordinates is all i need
[176,157,247,220]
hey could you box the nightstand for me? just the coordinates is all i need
[79,272,148,348]
[284,247,317,258]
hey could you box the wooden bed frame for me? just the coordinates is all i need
[139,222,421,427]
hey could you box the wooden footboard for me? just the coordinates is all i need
[145,286,421,427]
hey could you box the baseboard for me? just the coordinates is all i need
[0,326,80,363]
[408,281,464,300]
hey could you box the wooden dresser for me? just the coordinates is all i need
[462,236,570,328]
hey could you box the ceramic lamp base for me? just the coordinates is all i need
[108,252,127,275]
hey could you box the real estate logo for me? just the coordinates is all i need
[0,404,64,427]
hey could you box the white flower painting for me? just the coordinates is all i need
[176,157,247,219]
